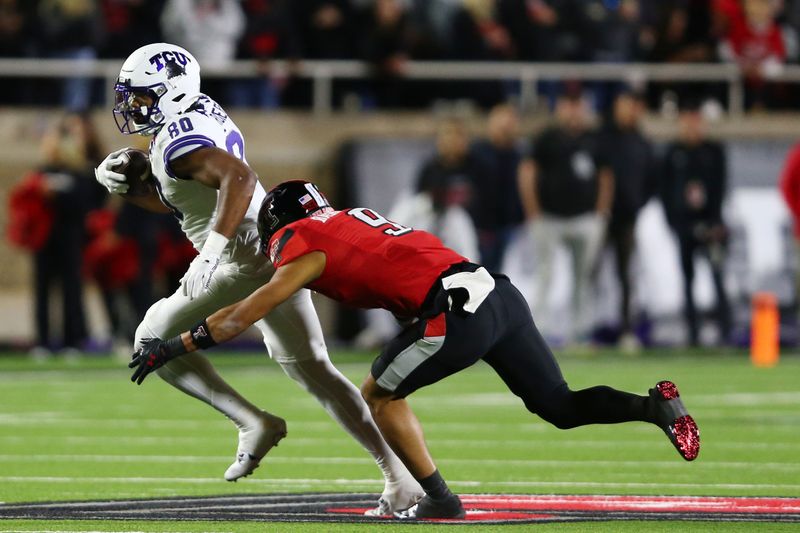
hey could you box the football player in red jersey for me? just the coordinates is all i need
[129,180,701,520]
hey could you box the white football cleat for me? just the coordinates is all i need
[364,477,425,517]
[224,411,287,482]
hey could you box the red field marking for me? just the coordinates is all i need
[2,492,798,523]
[459,494,800,515]
[327,494,800,522]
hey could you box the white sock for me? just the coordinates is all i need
[155,352,264,430]
[279,356,413,484]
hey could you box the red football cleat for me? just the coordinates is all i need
[649,381,700,461]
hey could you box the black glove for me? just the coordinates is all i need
[129,336,188,385]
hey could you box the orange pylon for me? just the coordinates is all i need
[751,292,779,367]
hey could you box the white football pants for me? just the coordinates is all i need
[133,260,410,484]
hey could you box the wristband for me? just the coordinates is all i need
[203,230,229,256]
[189,319,218,350]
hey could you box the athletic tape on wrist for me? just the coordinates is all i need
[189,319,217,349]
[164,335,189,357]
[203,230,229,256]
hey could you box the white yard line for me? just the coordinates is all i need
[0,416,338,431]
[1,434,799,450]
[0,475,798,491]
[691,391,800,406]
[0,453,797,471]
[6,388,800,418]
[0,416,554,432]
[4,390,800,418]
[2,414,797,430]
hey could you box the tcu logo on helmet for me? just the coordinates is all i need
[148,51,191,72]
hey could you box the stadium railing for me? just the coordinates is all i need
[2,58,800,115]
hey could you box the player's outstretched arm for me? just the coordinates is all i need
[204,251,326,344]
[129,252,326,384]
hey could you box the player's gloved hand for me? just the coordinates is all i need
[129,337,187,385]
[94,147,131,194]
[181,250,221,299]
[180,231,228,300]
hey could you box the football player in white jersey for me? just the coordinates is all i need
[94,43,422,515]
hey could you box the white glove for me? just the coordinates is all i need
[180,231,229,300]
[94,147,131,194]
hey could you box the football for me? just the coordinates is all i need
[112,148,154,197]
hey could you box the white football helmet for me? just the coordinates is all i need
[113,43,201,135]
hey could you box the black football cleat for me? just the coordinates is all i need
[649,380,700,461]
[394,493,466,520]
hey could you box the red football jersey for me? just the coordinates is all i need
[268,208,467,317]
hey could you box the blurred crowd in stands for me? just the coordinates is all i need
[7,112,195,358]
[355,90,732,352]
[8,88,744,356]
[2,0,800,110]
[5,0,798,355]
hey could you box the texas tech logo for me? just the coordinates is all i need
[270,228,295,265]
[148,51,191,73]
[269,239,281,264]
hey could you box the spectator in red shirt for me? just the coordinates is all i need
[719,0,786,107]
[25,113,105,358]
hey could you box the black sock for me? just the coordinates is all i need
[570,386,651,424]
[541,385,652,428]
[418,469,452,500]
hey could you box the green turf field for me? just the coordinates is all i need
[0,348,798,532]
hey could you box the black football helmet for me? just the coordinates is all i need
[258,180,332,253]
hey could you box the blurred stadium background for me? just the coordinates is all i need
[4,0,800,353]
[0,0,800,530]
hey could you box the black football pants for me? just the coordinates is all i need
[372,277,651,429]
